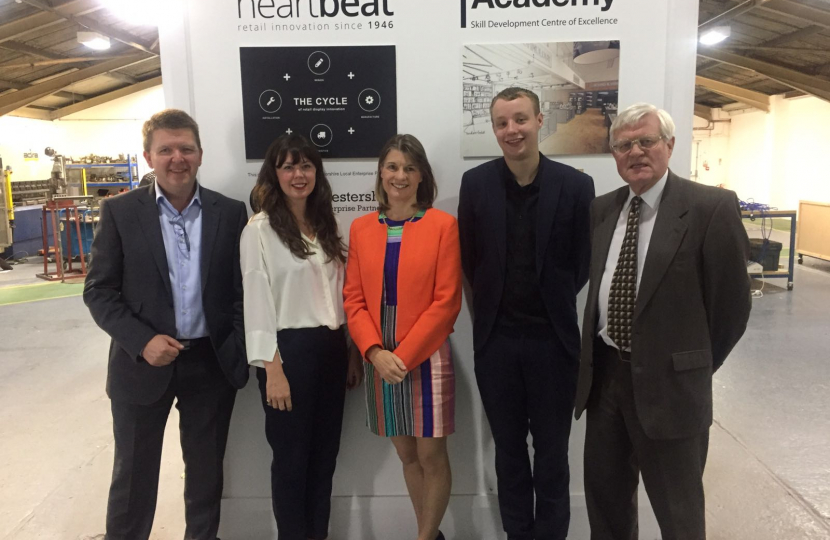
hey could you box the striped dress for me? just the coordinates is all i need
[365,210,456,438]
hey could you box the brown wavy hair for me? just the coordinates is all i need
[252,134,345,264]
[375,134,437,214]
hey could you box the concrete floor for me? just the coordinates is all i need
[1,254,829,539]
[0,262,186,540]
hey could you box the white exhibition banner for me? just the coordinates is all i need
[159,0,699,537]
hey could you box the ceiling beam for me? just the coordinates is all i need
[0,77,85,101]
[9,107,53,120]
[106,71,139,85]
[722,101,756,112]
[0,40,64,60]
[0,0,103,44]
[698,47,830,103]
[699,0,772,32]
[760,0,830,29]
[75,18,157,56]
[0,55,147,116]
[697,15,827,78]
[760,24,825,48]
[812,61,830,77]
[19,0,158,56]
[1,55,137,70]
[0,40,142,87]
[695,75,771,111]
[54,90,86,102]
[723,45,830,55]
[29,67,78,85]
[697,59,721,76]
[49,76,161,120]
[694,104,714,122]
[0,77,32,91]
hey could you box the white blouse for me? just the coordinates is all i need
[240,212,346,367]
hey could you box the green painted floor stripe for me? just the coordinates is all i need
[0,282,84,306]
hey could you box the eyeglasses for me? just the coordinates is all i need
[610,136,665,154]
[169,216,190,257]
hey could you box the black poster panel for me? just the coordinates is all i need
[240,45,397,159]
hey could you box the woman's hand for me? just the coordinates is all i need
[346,344,364,390]
[264,358,292,411]
[367,346,407,385]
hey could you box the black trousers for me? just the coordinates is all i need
[257,326,348,540]
[106,338,237,540]
[584,340,709,540]
[474,328,578,540]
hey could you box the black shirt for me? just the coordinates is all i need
[495,157,551,331]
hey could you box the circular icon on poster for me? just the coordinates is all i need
[259,90,282,114]
[310,124,333,147]
[307,51,331,76]
[358,88,381,112]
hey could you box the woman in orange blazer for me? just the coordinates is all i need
[343,134,462,540]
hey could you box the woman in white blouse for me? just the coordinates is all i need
[241,133,362,540]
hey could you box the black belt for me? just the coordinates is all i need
[178,337,210,351]
[595,337,631,363]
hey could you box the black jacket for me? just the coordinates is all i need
[84,184,248,404]
[458,155,595,360]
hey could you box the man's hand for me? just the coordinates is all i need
[346,344,364,390]
[367,346,407,385]
[141,335,183,366]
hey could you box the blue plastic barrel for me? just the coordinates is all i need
[58,209,94,259]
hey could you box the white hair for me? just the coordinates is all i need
[610,103,675,143]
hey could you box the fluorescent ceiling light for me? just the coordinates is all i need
[700,26,731,46]
[78,31,111,50]
[100,0,164,26]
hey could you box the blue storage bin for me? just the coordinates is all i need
[57,209,94,259]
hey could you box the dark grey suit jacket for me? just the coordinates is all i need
[458,155,595,360]
[84,184,249,405]
[574,171,751,439]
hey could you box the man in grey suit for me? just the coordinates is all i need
[574,103,751,540]
[84,109,248,540]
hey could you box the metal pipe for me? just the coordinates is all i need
[699,0,770,32]
[693,119,731,131]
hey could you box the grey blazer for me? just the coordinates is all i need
[574,171,752,439]
[84,184,249,405]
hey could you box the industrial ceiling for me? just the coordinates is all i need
[1,0,829,122]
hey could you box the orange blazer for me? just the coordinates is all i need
[343,208,462,371]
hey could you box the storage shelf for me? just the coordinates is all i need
[86,182,136,187]
[66,163,134,168]
[65,154,139,198]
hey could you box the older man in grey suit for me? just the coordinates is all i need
[574,103,751,540]
[84,109,248,540]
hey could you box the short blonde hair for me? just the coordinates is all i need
[142,109,201,152]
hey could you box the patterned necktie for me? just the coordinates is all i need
[607,196,642,350]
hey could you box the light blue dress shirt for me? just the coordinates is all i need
[156,186,208,339]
